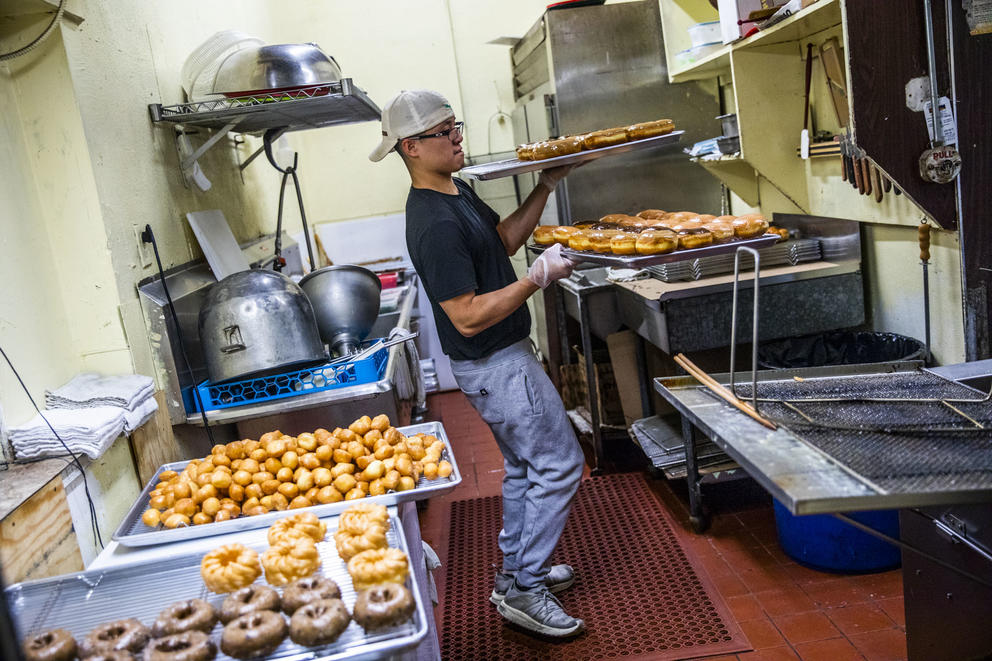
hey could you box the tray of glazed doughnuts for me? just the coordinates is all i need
[527,209,782,268]
[112,419,461,547]
[460,125,684,181]
[8,508,428,661]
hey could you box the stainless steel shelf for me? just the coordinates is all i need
[148,79,381,134]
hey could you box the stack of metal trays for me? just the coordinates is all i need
[6,513,428,661]
[113,422,460,547]
[630,414,732,478]
[646,239,822,282]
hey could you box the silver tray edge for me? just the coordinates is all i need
[527,233,780,268]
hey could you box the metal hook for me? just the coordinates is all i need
[729,245,762,412]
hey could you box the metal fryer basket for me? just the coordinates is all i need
[7,514,428,661]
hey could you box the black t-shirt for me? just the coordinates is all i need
[405,178,530,361]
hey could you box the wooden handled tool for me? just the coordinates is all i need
[873,164,884,202]
[674,353,777,430]
[919,220,932,363]
[882,174,892,193]
[861,159,872,196]
[853,153,864,193]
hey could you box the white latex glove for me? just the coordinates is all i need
[527,243,578,289]
[537,163,576,192]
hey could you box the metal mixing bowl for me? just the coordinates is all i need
[299,265,382,357]
[212,43,342,96]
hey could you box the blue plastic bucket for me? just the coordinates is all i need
[773,500,901,572]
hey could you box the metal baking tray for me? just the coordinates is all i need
[527,233,780,268]
[113,422,460,547]
[459,131,684,181]
[7,514,427,661]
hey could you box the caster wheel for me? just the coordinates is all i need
[689,514,710,534]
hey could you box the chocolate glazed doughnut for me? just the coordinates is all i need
[79,619,150,657]
[220,610,287,660]
[288,598,351,646]
[142,631,215,661]
[219,585,280,623]
[22,629,76,661]
[152,599,217,636]
[82,653,135,661]
[353,582,415,630]
[281,576,341,615]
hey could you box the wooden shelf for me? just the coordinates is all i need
[692,157,759,206]
[670,44,731,83]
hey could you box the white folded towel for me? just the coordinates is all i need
[46,373,154,412]
[123,395,159,433]
[9,407,125,460]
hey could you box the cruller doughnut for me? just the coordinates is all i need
[347,547,410,591]
[22,629,76,661]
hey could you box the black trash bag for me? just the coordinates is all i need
[758,331,925,370]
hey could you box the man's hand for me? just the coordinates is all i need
[527,243,578,289]
[537,163,577,192]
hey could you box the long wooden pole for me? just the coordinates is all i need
[674,353,778,431]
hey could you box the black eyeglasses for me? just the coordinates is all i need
[405,121,465,142]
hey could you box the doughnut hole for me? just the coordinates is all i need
[226,440,246,459]
[315,446,333,463]
[159,470,179,481]
[289,496,312,509]
[317,486,343,504]
[245,505,269,516]
[244,483,263,500]
[142,508,161,527]
[300,453,321,471]
[212,453,232,468]
[281,451,299,470]
[332,449,352,464]
[259,431,282,444]
[369,479,386,496]
[239,458,260,474]
[242,497,260,512]
[193,512,212,525]
[174,498,197,518]
[264,458,283,475]
[296,470,315,492]
[437,461,453,478]
[345,488,365,500]
[333,473,357,494]
[202,497,222,517]
[271,492,290,511]
[297,433,317,452]
[374,445,394,460]
[363,429,383,449]
[263,438,287,458]
[397,476,416,491]
[249,448,268,463]
[346,441,366,460]
[252,471,274,486]
[355,455,372,471]
[261,479,281,496]
[164,513,191,528]
[215,509,233,522]
[305,487,319,501]
[312,467,333,488]
[357,481,370,493]
[331,463,355,478]
[276,467,294,482]
[278,482,300,500]
[212,472,233,491]
[381,470,400,490]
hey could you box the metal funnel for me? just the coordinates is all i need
[299,265,382,356]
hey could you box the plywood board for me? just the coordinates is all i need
[0,476,83,585]
[130,390,182,485]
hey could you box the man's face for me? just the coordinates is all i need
[401,117,464,173]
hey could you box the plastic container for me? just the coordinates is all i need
[688,21,722,47]
[773,500,901,572]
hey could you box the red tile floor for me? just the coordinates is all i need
[417,391,908,660]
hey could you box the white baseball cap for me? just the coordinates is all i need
[369,89,455,162]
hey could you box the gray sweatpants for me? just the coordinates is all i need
[450,339,584,589]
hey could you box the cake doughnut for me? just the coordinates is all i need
[79,619,150,657]
[635,229,678,255]
[636,209,667,220]
[551,225,580,246]
[152,599,217,636]
[142,631,215,661]
[352,583,415,631]
[347,547,410,591]
[83,652,134,661]
[732,214,769,239]
[532,226,556,245]
[219,585,281,624]
[288,599,351,646]
[567,229,592,252]
[587,229,620,253]
[261,536,320,586]
[200,544,261,594]
[22,629,76,661]
[267,512,326,547]
[677,228,715,249]
[220,610,287,660]
[610,231,638,255]
[282,576,342,614]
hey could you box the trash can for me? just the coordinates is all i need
[760,330,920,572]
[758,330,925,370]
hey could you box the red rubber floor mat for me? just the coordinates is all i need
[439,472,751,660]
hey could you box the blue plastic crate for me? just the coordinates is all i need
[193,347,388,412]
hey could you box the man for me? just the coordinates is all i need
[370,89,585,638]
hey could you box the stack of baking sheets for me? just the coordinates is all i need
[645,239,822,282]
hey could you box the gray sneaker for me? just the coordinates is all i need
[496,582,585,638]
[490,565,575,605]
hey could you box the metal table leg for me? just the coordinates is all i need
[635,335,654,418]
[578,292,604,473]
[681,414,709,533]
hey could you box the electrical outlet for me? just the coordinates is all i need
[134,225,153,268]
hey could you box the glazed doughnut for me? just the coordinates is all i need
[532,226,556,245]
[282,576,342,614]
[582,127,628,150]
[695,214,718,223]
[636,209,667,220]
[768,226,790,241]
[531,136,583,160]
[83,652,134,661]
[142,631,215,661]
[714,215,737,223]
[610,232,638,255]
[588,229,620,253]
[571,221,597,230]
[625,118,675,140]
[635,229,678,255]
[672,220,704,233]
[22,629,76,661]
[598,214,639,226]
[732,214,769,239]
[79,619,150,657]
[219,585,281,624]
[703,221,735,242]
[347,547,410,591]
[352,583,416,631]
[200,544,261,594]
[261,536,321,586]
[666,211,696,223]
[288,599,351,646]
[567,230,592,252]
[220,610,287,660]
[267,512,327,547]
[152,599,217,636]
[677,228,715,249]
[551,225,580,246]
